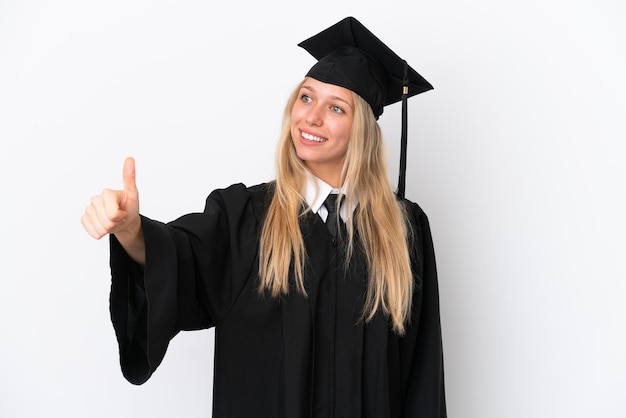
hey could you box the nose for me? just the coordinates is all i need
[305,104,323,126]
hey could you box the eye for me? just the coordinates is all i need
[300,94,312,103]
[331,105,344,114]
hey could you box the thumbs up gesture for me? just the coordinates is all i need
[81,157,141,241]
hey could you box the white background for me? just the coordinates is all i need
[1,1,625,417]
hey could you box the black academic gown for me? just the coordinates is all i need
[109,182,446,418]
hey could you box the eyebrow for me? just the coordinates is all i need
[301,85,354,110]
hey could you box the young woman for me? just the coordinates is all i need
[82,17,446,418]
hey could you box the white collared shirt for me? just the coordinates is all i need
[303,171,357,223]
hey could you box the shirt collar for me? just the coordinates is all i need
[303,171,357,220]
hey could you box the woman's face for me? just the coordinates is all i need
[290,77,354,185]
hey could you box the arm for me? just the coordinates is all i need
[81,157,145,265]
[400,203,447,417]
[108,183,261,385]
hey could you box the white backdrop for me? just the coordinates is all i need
[1,1,625,417]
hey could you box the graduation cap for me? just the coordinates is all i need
[298,16,433,199]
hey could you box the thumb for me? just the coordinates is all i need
[119,157,139,211]
[122,157,137,193]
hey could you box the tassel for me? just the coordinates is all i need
[397,60,409,200]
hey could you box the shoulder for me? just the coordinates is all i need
[210,181,273,196]
[209,182,274,204]
[398,195,429,225]
[398,196,437,255]
[206,181,275,219]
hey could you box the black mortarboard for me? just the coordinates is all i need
[298,16,433,199]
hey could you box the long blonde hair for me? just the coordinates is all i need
[259,80,414,334]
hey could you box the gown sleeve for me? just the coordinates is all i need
[108,183,261,385]
[399,201,447,417]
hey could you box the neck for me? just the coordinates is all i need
[305,163,343,188]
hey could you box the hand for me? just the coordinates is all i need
[81,157,141,240]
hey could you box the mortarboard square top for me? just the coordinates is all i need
[298,16,433,119]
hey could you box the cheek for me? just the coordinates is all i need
[291,102,305,121]
[290,109,301,133]
[336,123,352,146]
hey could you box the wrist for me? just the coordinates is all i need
[116,215,143,241]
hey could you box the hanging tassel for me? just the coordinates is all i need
[397,60,409,200]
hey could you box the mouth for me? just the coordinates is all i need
[301,130,328,143]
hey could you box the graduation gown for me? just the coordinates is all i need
[109,182,446,417]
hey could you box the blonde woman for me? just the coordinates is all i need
[82,17,446,418]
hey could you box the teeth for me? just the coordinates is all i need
[302,131,327,143]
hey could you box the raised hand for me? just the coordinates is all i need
[81,157,145,263]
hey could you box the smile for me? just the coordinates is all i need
[302,131,327,143]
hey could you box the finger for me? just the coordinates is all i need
[81,206,108,239]
[100,189,128,223]
[82,214,105,239]
[86,193,125,238]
